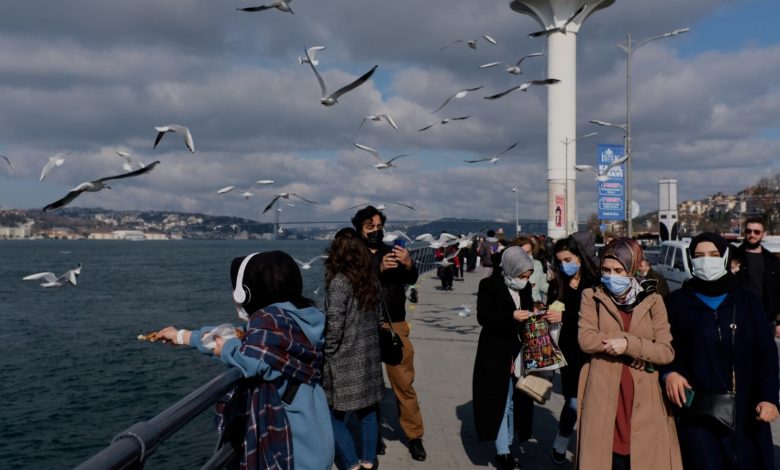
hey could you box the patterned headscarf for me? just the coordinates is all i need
[600,238,646,309]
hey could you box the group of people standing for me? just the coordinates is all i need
[473,219,780,470]
[155,205,426,470]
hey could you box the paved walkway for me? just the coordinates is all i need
[377,269,780,469]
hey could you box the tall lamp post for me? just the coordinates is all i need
[561,132,597,236]
[595,27,690,238]
[512,187,520,237]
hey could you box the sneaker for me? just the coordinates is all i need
[550,433,569,465]
[408,438,427,461]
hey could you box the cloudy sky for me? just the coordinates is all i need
[1,0,779,226]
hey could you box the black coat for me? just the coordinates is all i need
[734,243,780,324]
[472,272,533,442]
[662,285,779,469]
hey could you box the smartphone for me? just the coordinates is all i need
[394,238,408,249]
[683,388,695,408]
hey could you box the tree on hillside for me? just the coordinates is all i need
[750,174,780,233]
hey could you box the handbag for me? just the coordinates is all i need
[680,305,737,432]
[378,289,403,365]
[514,349,553,404]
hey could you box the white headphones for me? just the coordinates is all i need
[233,252,262,304]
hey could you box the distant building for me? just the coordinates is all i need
[144,232,168,240]
[0,225,30,239]
[89,231,118,240]
[112,230,145,241]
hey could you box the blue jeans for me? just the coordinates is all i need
[495,378,514,454]
[559,396,577,437]
[331,406,378,469]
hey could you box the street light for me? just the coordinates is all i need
[512,187,520,237]
[561,132,598,236]
[598,27,690,238]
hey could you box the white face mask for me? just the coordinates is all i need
[691,256,728,281]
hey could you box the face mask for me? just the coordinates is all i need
[365,230,384,248]
[601,274,632,296]
[561,262,580,277]
[503,275,528,291]
[691,256,727,281]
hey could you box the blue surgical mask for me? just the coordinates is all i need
[561,262,580,277]
[601,274,632,296]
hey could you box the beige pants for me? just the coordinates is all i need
[384,321,425,440]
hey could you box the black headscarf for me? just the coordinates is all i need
[684,232,739,296]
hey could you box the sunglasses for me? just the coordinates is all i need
[745,229,763,235]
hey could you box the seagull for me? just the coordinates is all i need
[217,186,235,194]
[40,151,72,182]
[293,255,327,270]
[529,3,588,38]
[43,161,161,212]
[153,125,195,153]
[479,52,544,75]
[1,155,12,169]
[230,224,239,230]
[213,225,224,231]
[116,151,145,172]
[574,155,629,181]
[344,201,416,211]
[23,263,82,288]
[431,86,483,113]
[353,143,410,169]
[304,47,377,106]
[256,179,275,185]
[382,230,413,243]
[418,116,470,132]
[440,35,497,51]
[415,232,458,249]
[241,190,254,199]
[453,304,472,317]
[262,193,317,214]
[465,140,522,164]
[483,78,560,100]
[358,114,398,130]
[298,46,325,65]
[237,0,294,14]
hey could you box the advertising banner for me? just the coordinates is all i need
[554,193,564,228]
[596,144,626,220]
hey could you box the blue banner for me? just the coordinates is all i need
[596,144,625,221]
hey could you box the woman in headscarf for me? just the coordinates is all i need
[576,238,681,469]
[661,233,779,469]
[472,246,536,470]
[155,251,334,470]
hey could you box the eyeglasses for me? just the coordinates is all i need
[745,229,763,235]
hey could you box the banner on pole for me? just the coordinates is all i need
[596,144,626,221]
[554,193,564,228]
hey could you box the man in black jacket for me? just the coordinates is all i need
[352,206,427,461]
[735,216,780,337]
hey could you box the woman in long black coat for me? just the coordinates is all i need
[662,232,779,469]
[473,247,535,470]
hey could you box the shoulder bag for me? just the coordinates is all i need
[378,288,404,365]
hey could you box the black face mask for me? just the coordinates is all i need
[365,230,385,248]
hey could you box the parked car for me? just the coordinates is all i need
[655,239,692,292]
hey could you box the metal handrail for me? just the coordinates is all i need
[75,368,243,470]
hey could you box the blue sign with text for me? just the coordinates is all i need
[596,144,625,220]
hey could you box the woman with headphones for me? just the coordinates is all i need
[155,250,334,470]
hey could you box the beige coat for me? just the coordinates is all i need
[575,288,682,470]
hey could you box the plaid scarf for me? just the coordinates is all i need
[216,305,323,470]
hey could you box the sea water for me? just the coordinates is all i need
[0,239,330,469]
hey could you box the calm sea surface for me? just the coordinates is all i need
[0,240,330,469]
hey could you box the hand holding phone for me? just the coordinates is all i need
[394,238,408,248]
[683,388,695,408]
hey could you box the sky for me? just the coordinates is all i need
[0,0,779,226]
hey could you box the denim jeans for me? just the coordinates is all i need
[495,378,514,454]
[559,396,577,437]
[331,406,378,469]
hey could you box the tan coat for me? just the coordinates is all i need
[575,288,682,470]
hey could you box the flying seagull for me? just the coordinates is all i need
[382,230,413,243]
[431,86,483,113]
[237,0,294,14]
[440,35,497,51]
[241,190,254,199]
[262,193,317,214]
[529,3,588,38]
[40,151,72,182]
[418,116,470,132]
[484,78,560,100]
[574,155,629,181]
[293,255,327,270]
[154,125,195,153]
[353,143,410,169]
[415,232,458,249]
[464,140,522,164]
[43,161,161,212]
[304,47,378,106]
[358,114,398,130]
[23,263,82,288]
[256,179,275,185]
[298,46,325,65]
[116,151,145,172]
[1,155,12,169]
[479,52,544,75]
[217,186,235,194]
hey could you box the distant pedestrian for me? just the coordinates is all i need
[637,258,669,298]
[479,230,500,277]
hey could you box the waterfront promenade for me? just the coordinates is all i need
[377,269,780,469]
